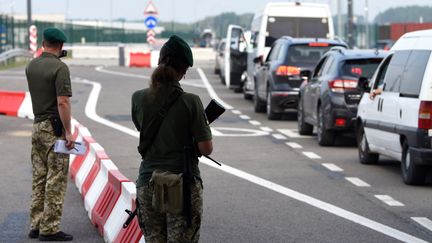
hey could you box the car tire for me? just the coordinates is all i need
[243,92,253,100]
[401,141,427,185]
[317,105,335,146]
[254,84,266,113]
[357,124,379,164]
[297,97,313,135]
[214,68,220,75]
[266,90,281,120]
[221,75,226,85]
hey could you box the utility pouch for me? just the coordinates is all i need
[150,170,183,214]
[49,117,63,137]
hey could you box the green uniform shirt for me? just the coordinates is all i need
[26,52,72,123]
[131,82,212,187]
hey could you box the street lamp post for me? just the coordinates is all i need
[27,0,32,50]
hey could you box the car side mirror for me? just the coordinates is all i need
[300,70,312,83]
[357,76,370,93]
[253,56,263,65]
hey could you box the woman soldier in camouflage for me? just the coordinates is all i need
[131,35,213,242]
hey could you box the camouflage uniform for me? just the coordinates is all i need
[30,119,69,234]
[137,182,203,243]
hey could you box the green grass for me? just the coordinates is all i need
[0,60,29,71]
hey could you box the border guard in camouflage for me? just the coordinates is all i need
[25,27,75,241]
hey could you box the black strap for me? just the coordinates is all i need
[137,89,183,158]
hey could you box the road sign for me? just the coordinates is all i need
[144,0,158,15]
[144,16,158,30]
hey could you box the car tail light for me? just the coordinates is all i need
[276,65,301,76]
[335,118,346,127]
[418,101,432,129]
[328,79,358,93]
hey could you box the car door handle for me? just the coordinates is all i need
[378,98,384,112]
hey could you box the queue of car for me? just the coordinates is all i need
[213,2,432,185]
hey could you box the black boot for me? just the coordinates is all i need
[39,231,73,241]
[28,229,39,239]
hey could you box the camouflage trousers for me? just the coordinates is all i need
[30,119,69,235]
[137,181,203,243]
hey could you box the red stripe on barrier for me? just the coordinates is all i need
[0,90,26,117]
[91,170,129,236]
[70,136,95,182]
[129,52,151,68]
[81,151,109,199]
[114,199,143,243]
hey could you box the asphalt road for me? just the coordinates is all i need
[1,59,432,242]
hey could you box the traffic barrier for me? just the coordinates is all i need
[17,92,34,119]
[129,52,151,68]
[84,159,118,217]
[69,129,95,182]
[91,170,130,236]
[104,182,140,242]
[0,90,25,117]
[75,143,106,192]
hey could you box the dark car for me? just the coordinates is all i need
[253,37,347,120]
[297,47,388,146]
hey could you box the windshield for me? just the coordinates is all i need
[342,59,383,79]
[286,44,342,66]
[265,16,330,47]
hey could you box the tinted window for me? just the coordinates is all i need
[320,56,335,76]
[265,17,329,47]
[267,43,281,62]
[313,56,328,78]
[373,55,392,89]
[383,50,410,92]
[342,58,383,79]
[400,50,431,97]
[286,44,341,66]
[230,28,242,50]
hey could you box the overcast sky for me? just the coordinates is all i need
[1,0,432,23]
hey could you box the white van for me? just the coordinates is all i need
[356,29,432,185]
[243,2,335,97]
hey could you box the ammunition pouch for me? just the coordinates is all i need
[150,169,183,214]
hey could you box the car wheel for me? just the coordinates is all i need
[357,124,379,164]
[243,92,253,100]
[297,97,313,135]
[317,105,335,146]
[266,90,281,120]
[254,84,266,113]
[221,75,226,85]
[401,140,427,185]
[214,67,220,75]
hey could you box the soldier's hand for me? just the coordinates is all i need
[65,132,75,150]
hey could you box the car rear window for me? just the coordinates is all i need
[399,50,431,97]
[265,17,330,47]
[342,58,383,79]
[286,44,342,66]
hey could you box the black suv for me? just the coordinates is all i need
[253,37,347,120]
[298,47,388,146]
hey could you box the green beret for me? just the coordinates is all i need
[163,35,193,67]
[43,27,67,43]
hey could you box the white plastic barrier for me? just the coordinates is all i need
[69,46,119,59]
[75,142,104,192]
[17,92,34,119]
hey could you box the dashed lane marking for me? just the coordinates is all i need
[239,115,250,120]
[278,129,311,138]
[286,142,302,149]
[260,127,273,132]
[249,120,261,126]
[375,195,405,207]
[345,177,370,187]
[272,134,287,140]
[411,217,432,232]
[321,163,343,172]
[303,152,322,159]
[231,110,241,115]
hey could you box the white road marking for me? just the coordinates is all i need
[375,195,405,207]
[77,70,428,243]
[260,127,273,132]
[345,177,370,187]
[95,66,151,79]
[249,120,261,126]
[321,163,344,172]
[231,110,242,115]
[239,115,250,120]
[197,68,233,110]
[411,217,432,232]
[303,152,322,160]
[286,142,302,149]
[272,134,287,140]
[210,127,268,137]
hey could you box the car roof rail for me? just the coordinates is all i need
[329,46,346,54]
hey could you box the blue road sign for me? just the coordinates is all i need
[144,16,158,29]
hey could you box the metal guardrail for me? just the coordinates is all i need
[0,49,32,63]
